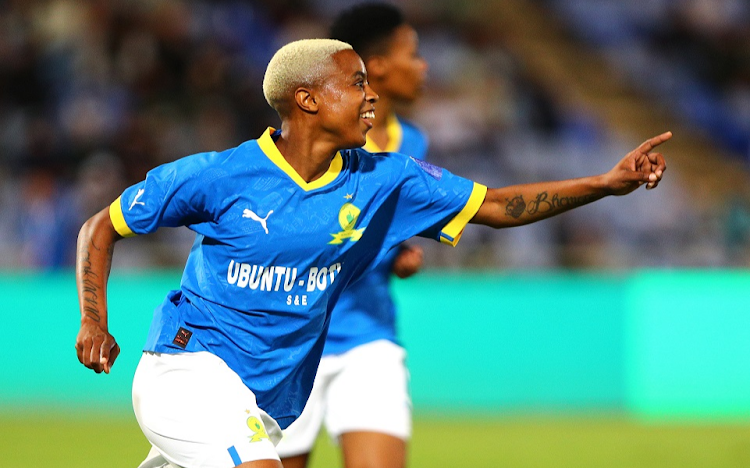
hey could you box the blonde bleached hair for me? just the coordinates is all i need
[263,39,353,114]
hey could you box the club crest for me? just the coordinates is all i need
[329,203,365,244]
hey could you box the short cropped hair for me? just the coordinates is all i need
[263,39,353,113]
[330,3,404,60]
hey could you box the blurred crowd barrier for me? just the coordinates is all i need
[1,0,749,270]
[5,270,750,418]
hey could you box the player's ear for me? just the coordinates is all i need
[365,56,388,81]
[294,88,319,114]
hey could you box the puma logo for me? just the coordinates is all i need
[243,209,273,234]
[129,188,145,210]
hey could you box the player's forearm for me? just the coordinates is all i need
[76,207,121,328]
[472,175,610,229]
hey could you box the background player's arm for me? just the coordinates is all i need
[472,132,670,229]
[392,244,424,279]
[75,207,123,374]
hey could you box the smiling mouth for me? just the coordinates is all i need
[360,110,375,119]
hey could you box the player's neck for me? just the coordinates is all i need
[275,122,340,183]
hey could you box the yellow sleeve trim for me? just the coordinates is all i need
[439,183,488,246]
[109,196,136,237]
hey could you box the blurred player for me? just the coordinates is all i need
[75,38,669,468]
[275,4,428,468]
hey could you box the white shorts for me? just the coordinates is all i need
[132,351,283,468]
[275,340,411,458]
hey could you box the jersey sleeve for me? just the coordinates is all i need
[109,153,219,237]
[388,155,487,247]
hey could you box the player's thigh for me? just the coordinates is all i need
[325,340,411,440]
[276,355,341,461]
[133,351,282,468]
[340,431,406,468]
[277,453,309,468]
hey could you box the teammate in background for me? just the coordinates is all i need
[75,38,669,468]
[276,5,428,468]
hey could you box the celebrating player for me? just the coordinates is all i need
[75,38,668,468]
[275,4,428,468]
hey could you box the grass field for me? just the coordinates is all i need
[2,412,750,467]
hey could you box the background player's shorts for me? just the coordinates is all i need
[275,340,411,458]
[132,351,283,468]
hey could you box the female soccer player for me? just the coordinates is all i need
[276,5,430,468]
[75,39,668,468]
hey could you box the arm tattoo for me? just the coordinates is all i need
[81,240,102,322]
[505,195,526,219]
[506,192,598,219]
[527,192,597,215]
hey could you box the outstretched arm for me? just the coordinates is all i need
[471,132,670,228]
[75,207,123,374]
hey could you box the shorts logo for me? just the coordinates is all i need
[329,203,366,244]
[172,327,193,349]
[247,416,269,442]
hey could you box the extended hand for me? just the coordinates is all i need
[392,245,424,279]
[605,131,671,196]
[75,321,120,374]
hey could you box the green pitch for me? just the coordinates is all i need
[2,412,749,467]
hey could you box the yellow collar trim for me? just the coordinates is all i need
[363,114,403,153]
[257,127,343,191]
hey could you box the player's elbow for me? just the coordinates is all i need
[78,207,122,246]
[471,197,518,230]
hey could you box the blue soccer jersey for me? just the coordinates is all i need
[363,114,428,161]
[109,127,486,429]
[323,115,428,356]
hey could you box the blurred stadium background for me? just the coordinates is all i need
[1,0,749,467]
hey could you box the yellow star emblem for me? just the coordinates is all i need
[344,193,353,200]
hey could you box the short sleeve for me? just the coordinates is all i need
[109,153,219,237]
[385,155,487,248]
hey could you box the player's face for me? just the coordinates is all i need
[377,24,428,103]
[317,49,379,149]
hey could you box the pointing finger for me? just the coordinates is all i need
[637,131,672,154]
